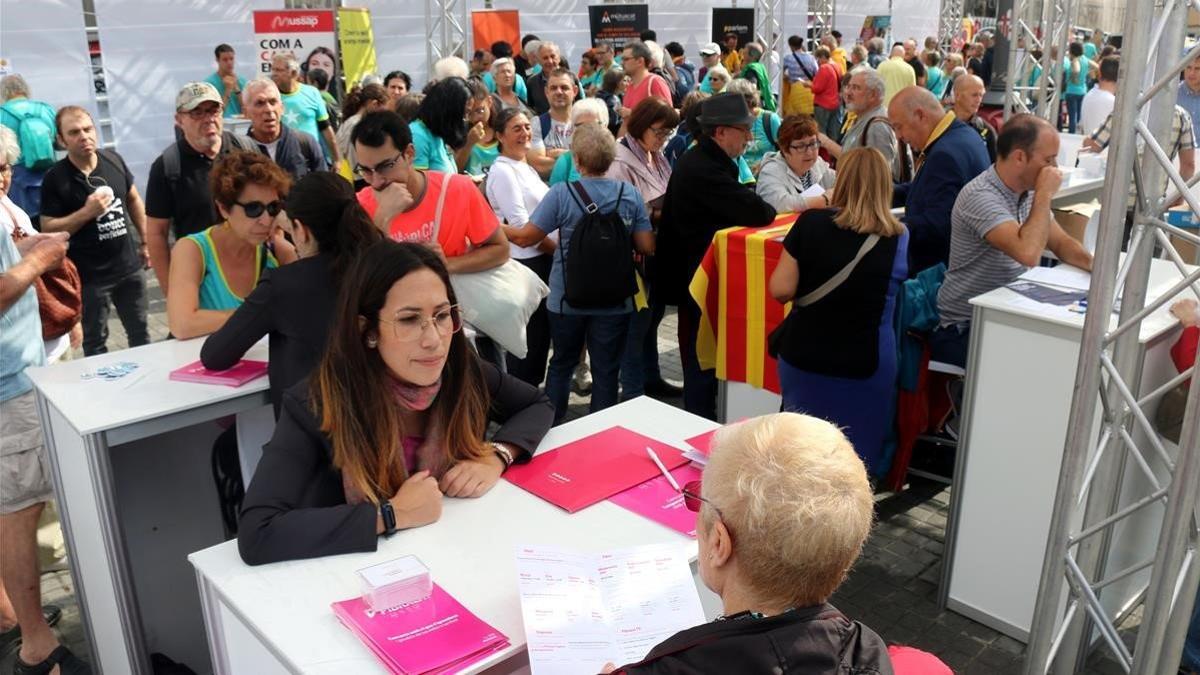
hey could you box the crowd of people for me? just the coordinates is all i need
[1,21,1199,675]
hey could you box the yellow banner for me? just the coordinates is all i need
[338,8,377,89]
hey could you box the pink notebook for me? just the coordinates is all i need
[504,426,690,513]
[609,464,704,538]
[168,359,267,387]
[332,584,509,674]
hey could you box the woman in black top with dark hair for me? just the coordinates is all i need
[411,77,471,173]
[201,172,384,411]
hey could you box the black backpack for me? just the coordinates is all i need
[562,181,637,308]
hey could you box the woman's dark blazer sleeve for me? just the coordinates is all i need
[237,389,378,566]
[481,360,554,461]
[200,270,276,371]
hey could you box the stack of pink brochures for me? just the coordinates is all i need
[168,359,267,387]
[608,463,704,538]
[332,584,509,674]
[504,426,689,513]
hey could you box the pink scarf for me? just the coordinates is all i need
[341,377,449,505]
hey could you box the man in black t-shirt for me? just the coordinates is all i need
[144,82,254,294]
[903,39,927,88]
[40,106,150,355]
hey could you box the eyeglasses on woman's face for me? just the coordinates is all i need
[788,139,820,154]
[378,305,463,342]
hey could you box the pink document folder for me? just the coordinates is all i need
[504,426,690,513]
[609,464,704,538]
[168,359,267,387]
[684,429,719,458]
[332,584,509,674]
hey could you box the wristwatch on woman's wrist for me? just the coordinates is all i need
[380,500,398,536]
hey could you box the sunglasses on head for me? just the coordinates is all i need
[236,200,284,218]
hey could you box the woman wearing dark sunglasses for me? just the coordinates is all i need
[200,172,384,412]
[167,150,295,338]
[605,413,894,675]
[237,241,553,565]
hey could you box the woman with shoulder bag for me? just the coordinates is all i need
[767,147,908,477]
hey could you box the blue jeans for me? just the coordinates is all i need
[1183,582,1200,671]
[81,270,150,356]
[9,165,46,221]
[619,300,666,400]
[546,311,630,422]
[1065,93,1084,133]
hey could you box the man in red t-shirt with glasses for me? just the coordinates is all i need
[351,111,508,274]
[619,41,673,123]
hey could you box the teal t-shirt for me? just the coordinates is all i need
[0,225,44,401]
[204,72,248,117]
[483,72,528,102]
[579,71,603,92]
[699,72,713,94]
[182,226,278,311]
[281,83,329,148]
[745,111,782,169]
[549,151,580,185]
[1062,58,1090,95]
[467,141,500,177]
[410,119,457,173]
[926,66,947,99]
[1083,43,1098,61]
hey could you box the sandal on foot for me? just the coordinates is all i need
[13,645,91,675]
[0,606,62,655]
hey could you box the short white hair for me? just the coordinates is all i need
[242,77,280,107]
[271,53,300,74]
[0,125,19,165]
[432,56,469,82]
[0,74,30,102]
[491,57,515,77]
[703,413,874,607]
[645,41,665,69]
[852,66,886,102]
[571,98,610,128]
[538,41,559,56]
[707,64,731,82]
[525,40,542,58]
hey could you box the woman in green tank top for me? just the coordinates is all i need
[167,151,295,339]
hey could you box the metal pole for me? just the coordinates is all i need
[1022,0,1157,670]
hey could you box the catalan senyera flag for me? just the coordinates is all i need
[689,213,796,394]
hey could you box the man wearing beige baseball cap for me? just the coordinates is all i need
[143,82,256,293]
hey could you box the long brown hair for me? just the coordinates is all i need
[830,147,904,237]
[313,241,491,503]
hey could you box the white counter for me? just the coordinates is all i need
[27,338,273,674]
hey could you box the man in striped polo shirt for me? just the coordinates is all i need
[931,114,1094,367]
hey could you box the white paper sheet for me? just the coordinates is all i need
[1018,264,1093,291]
[799,184,826,199]
[515,543,705,675]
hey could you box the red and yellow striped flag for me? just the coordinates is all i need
[689,213,796,394]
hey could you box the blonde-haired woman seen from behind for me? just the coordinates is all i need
[604,413,892,674]
[768,147,907,478]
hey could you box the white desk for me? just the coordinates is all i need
[941,257,1198,641]
[27,338,274,674]
[188,397,723,675]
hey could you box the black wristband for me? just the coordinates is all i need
[380,500,397,536]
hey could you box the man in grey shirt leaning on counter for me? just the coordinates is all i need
[931,113,1094,367]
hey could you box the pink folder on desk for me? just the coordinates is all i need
[504,426,690,513]
[609,464,704,537]
[684,429,719,458]
[168,359,267,387]
[332,584,509,674]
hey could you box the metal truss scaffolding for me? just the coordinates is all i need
[939,0,965,51]
[1002,0,1077,123]
[425,0,468,71]
[811,0,835,37]
[756,0,785,96]
[1024,0,1200,672]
